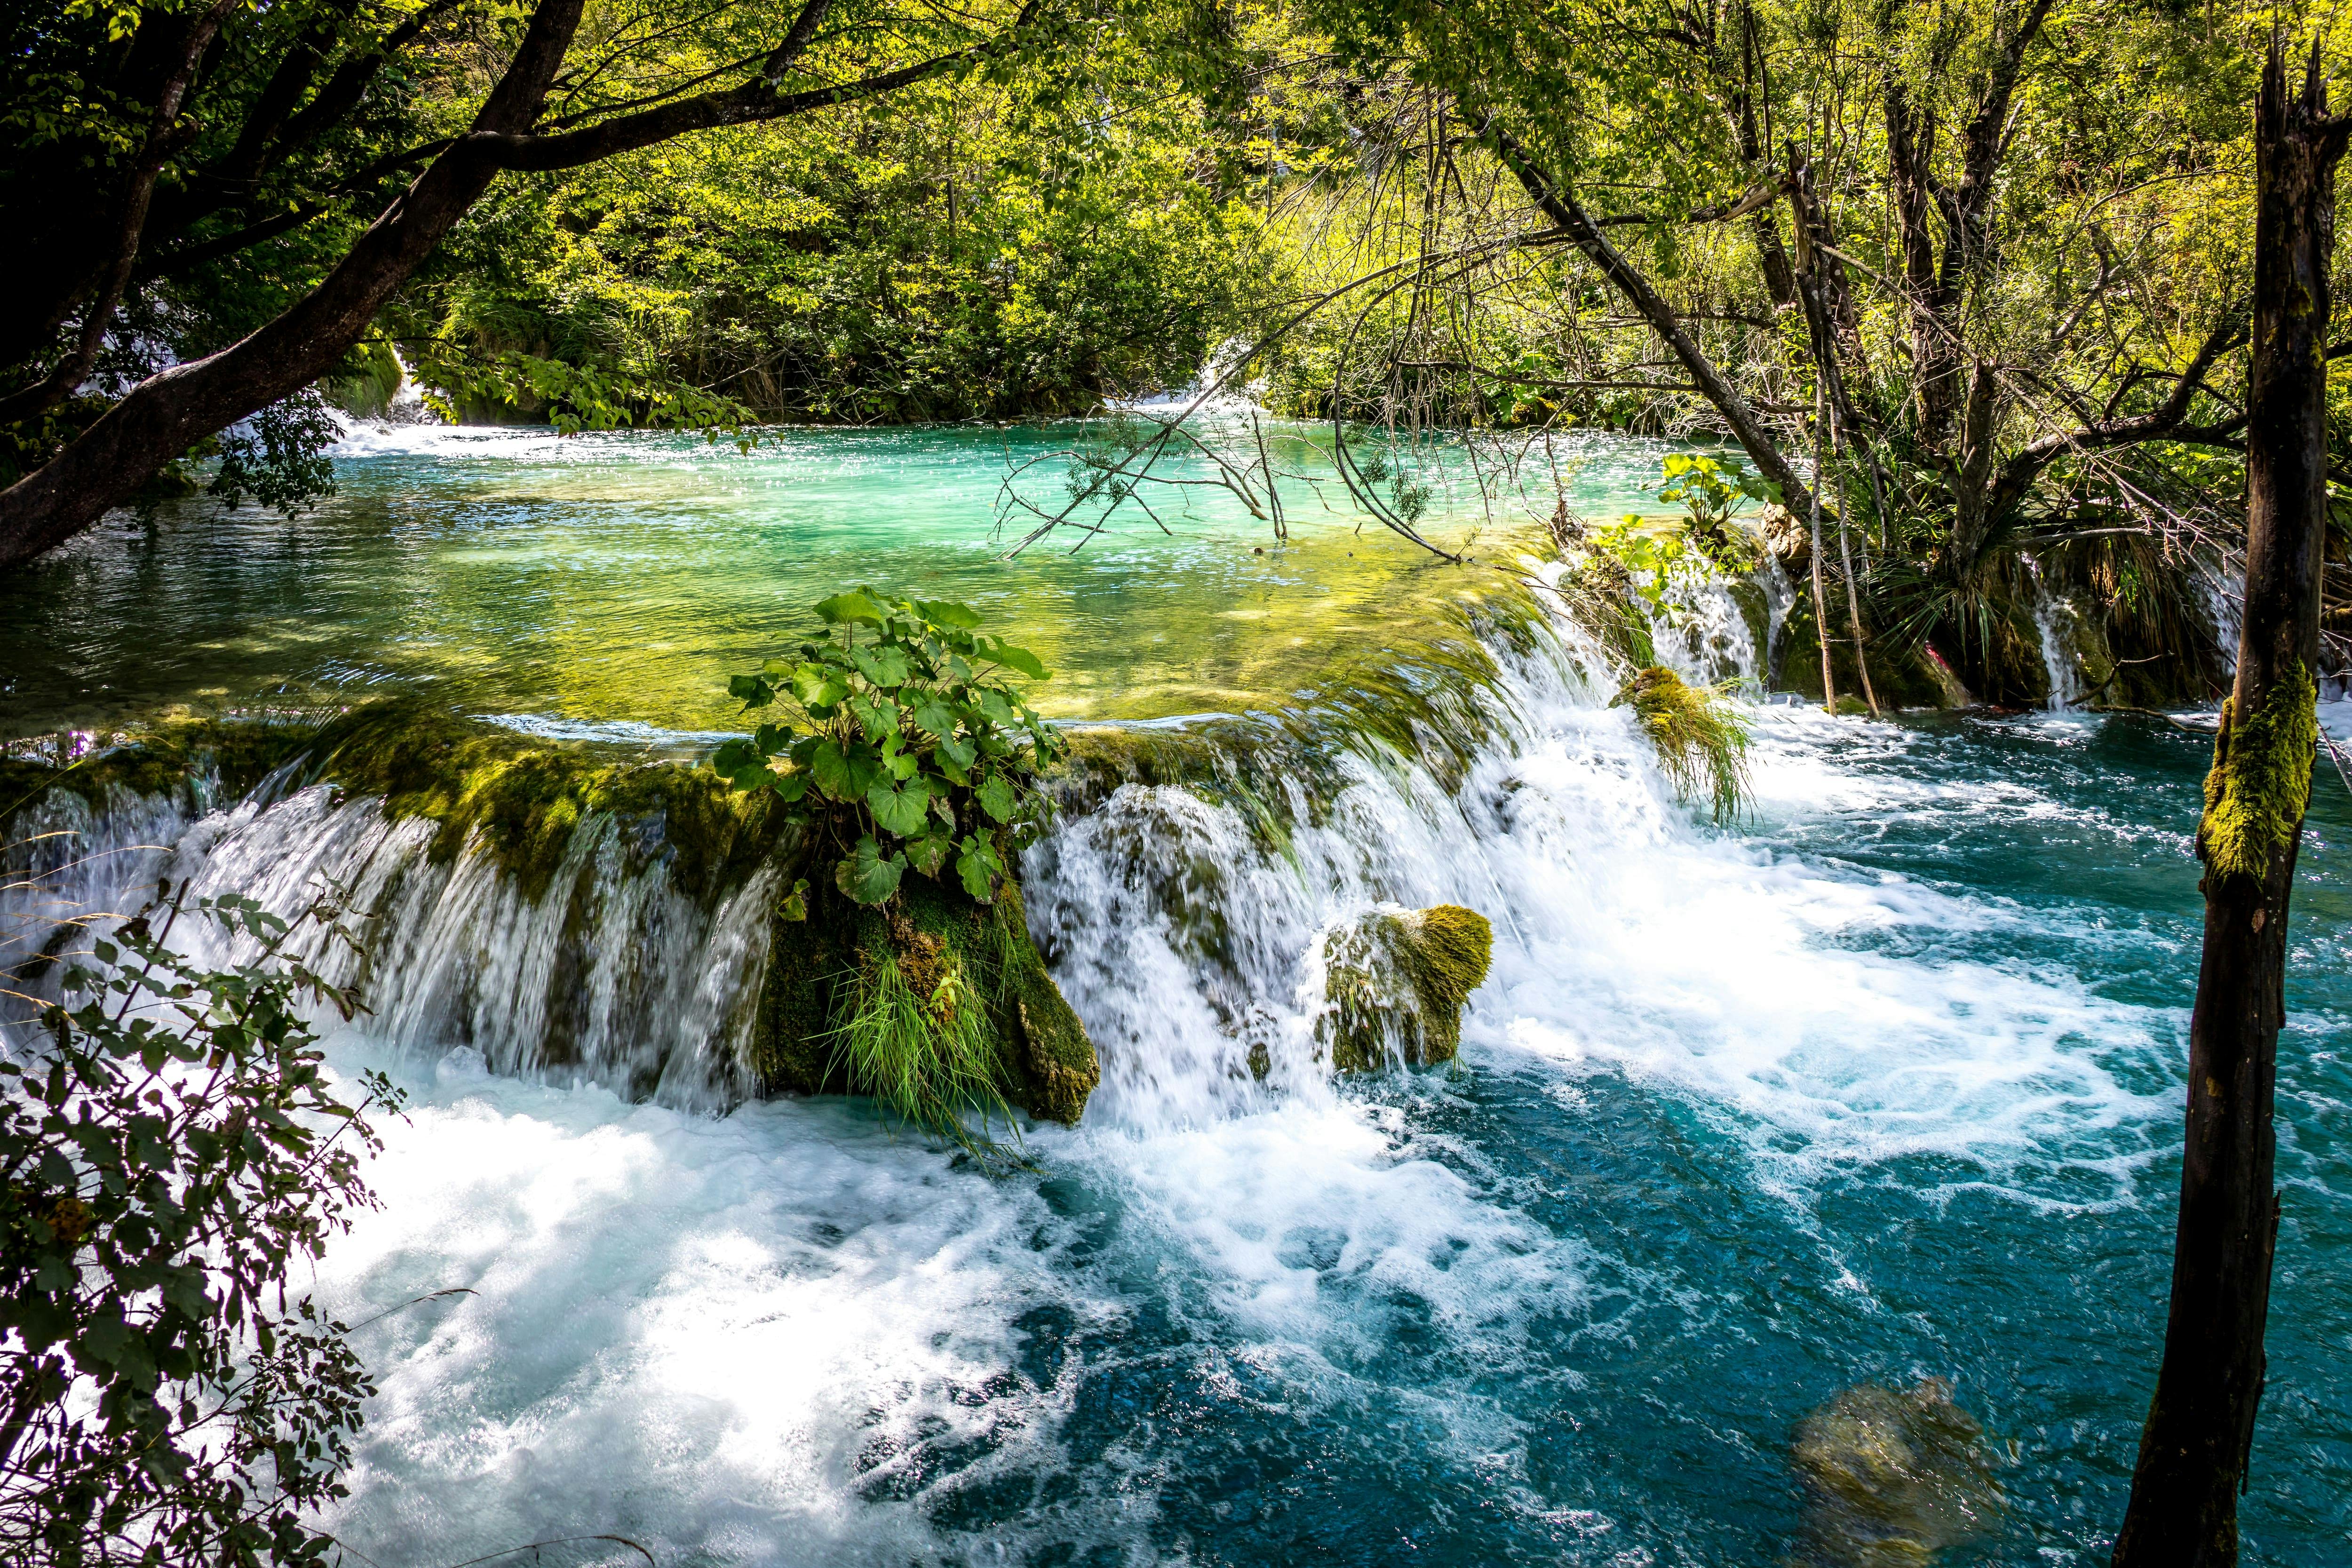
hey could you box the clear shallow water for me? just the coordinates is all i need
[4,430,2347,1565]
[0,420,1679,740]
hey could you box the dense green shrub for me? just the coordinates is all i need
[0,886,397,1566]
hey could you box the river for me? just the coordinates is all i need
[2,421,2346,1565]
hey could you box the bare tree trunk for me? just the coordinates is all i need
[2112,37,2344,1568]
[1809,383,1839,709]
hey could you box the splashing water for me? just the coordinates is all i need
[5,441,2347,1566]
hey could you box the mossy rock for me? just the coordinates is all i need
[2,717,311,832]
[1727,580,1772,670]
[305,701,787,903]
[1775,597,1972,710]
[751,872,1099,1126]
[1319,903,1493,1072]
[1790,1379,2001,1567]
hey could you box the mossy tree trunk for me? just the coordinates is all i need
[2113,39,2345,1568]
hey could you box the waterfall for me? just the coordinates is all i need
[3,761,774,1114]
[2023,559,2086,710]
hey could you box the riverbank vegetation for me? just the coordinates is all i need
[5,0,2346,700]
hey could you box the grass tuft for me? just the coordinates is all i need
[1620,666,1751,823]
[823,945,1018,1159]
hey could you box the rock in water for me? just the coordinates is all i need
[1318,904,1493,1071]
[1790,1378,2001,1567]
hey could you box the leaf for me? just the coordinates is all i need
[778,878,810,922]
[712,738,758,774]
[906,831,954,878]
[811,739,878,802]
[772,770,810,804]
[728,674,774,708]
[848,691,898,742]
[975,773,1017,823]
[911,698,958,738]
[815,589,887,626]
[851,644,911,689]
[913,597,982,629]
[936,730,977,771]
[957,834,1002,902]
[791,663,850,708]
[867,779,930,838]
[836,836,905,905]
[984,640,1049,680]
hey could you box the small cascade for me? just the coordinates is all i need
[4,766,775,1113]
[2023,559,2087,710]
[2195,555,2246,678]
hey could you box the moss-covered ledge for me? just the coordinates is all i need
[752,874,1098,1127]
[1320,903,1493,1072]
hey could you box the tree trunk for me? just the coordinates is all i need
[2111,36,2343,1568]
[0,0,586,572]
[1479,118,1817,521]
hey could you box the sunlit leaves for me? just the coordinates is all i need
[717,588,1065,909]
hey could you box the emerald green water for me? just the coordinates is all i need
[0,421,1672,740]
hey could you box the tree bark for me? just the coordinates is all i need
[2111,36,2344,1568]
[1479,118,1818,521]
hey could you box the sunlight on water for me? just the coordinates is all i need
[0,421,1684,739]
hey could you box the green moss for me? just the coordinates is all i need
[2198,662,2319,883]
[751,871,1098,1130]
[2,718,311,831]
[306,701,784,902]
[1321,903,1494,1072]
[1617,667,1752,822]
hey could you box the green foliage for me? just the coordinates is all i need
[715,590,1066,907]
[1659,454,1773,574]
[2198,662,2320,883]
[408,62,1284,425]
[1615,666,1751,823]
[0,884,399,1566]
[208,393,342,515]
[823,930,1016,1156]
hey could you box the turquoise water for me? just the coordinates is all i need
[4,428,2346,1564]
[0,419,1675,739]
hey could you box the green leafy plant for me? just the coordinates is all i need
[714,589,1066,908]
[0,882,401,1566]
[1658,453,1775,575]
[1613,665,1752,823]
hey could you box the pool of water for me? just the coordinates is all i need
[0,419,1680,740]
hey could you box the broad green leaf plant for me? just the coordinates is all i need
[715,589,1067,909]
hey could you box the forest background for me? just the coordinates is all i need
[3,0,2350,703]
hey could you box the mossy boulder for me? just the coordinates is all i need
[752,872,1099,1126]
[1775,598,1974,710]
[1319,903,1493,1072]
[1790,1379,2001,1567]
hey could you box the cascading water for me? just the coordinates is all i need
[2024,559,2088,710]
[9,532,2337,1566]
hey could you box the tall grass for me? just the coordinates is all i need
[823,948,1017,1157]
